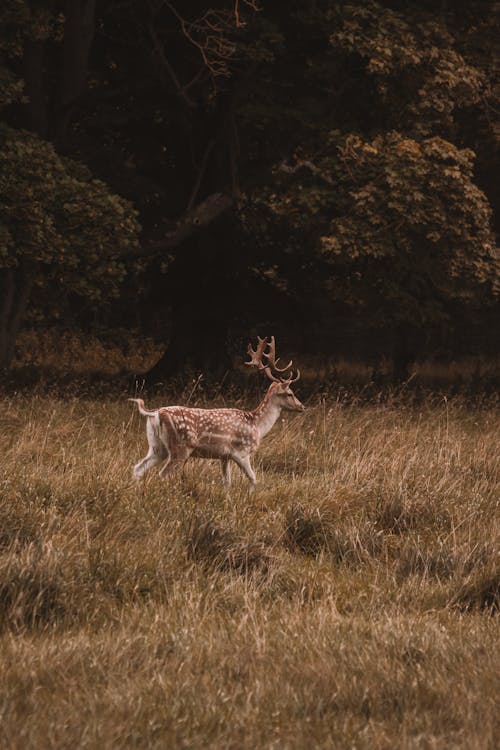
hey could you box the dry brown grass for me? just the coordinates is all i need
[0,390,498,748]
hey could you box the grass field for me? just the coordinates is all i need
[0,381,499,749]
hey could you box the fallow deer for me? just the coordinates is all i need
[129,337,304,490]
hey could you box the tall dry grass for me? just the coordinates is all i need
[0,388,498,748]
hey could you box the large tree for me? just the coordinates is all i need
[234,0,500,375]
[0,1,139,368]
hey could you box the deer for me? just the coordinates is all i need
[129,336,304,491]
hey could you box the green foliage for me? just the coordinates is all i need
[0,1,140,352]
[330,2,488,134]
[319,132,499,322]
[237,2,499,336]
[0,124,140,304]
[0,0,64,133]
[0,67,24,110]
[0,0,61,50]
[1,0,498,366]
[0,0,28,109]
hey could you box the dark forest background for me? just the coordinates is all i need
[1,0,499,382]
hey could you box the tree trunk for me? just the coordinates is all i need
[53,0,96,147]
[0,267,33,369]
[143,70,242,384]
[144,231,235,383]
[20,1,96,146]
[145,301,232,384]
[392,323,417,383]
[22,38,48,137]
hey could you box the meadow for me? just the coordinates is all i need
[0,334,499,749]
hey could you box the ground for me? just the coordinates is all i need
[0,385,498,749]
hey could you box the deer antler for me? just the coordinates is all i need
[246,336,278,382]
[265,336,293,373]
[286,368,301,384]
[245,336,300,383]
[246,336,268,368]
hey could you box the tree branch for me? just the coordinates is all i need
[147,6,197,108]
[187,139,216,211]
[134,192,234,258]
[277,158,336,187]
[164,1,260,78]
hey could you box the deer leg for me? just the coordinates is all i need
[231,454,257,492]
[221,457,232,490]
[133,444,168,479]
[158,459,181,479]
[158,447,192,479]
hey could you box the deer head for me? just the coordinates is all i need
[246,336,304,412]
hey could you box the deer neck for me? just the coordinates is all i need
[252,390,282,439]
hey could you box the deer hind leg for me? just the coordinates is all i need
[231,453,257,493]
[133,417,169,479]
[133,444,168,479]
[221,457,232,490]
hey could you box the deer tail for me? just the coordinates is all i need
[128,398,158,417]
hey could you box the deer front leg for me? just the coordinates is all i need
[221,457,232,490]
[231,453,257,493]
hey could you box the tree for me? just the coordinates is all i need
[320,133,499,378]
[0,124,139,368]
[237,0,499,376]
[0,2,139,368]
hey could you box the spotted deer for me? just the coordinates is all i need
[129,337,304,490]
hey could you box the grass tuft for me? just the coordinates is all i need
[374,492,451,533]
[396,539,456,580]
[284,504,332,555]
[449,565,500,613]
[0,542,68,629]
[186,514,274,576]
[285,504,385,565]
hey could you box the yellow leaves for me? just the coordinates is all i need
[317,126,499,306]
[394,139,421,157]
[0,124,139,301]
[330,1,486,137]
[443,167,461,179]
[367,57,388,74]
[320,235,343,255]
[351,185,377,204]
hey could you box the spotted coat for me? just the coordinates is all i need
[129,381,304,490]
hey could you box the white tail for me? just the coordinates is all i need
[129,337,304,491]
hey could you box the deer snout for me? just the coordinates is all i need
[291,395,305,412]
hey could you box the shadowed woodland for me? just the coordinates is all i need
[0,0,499,382]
